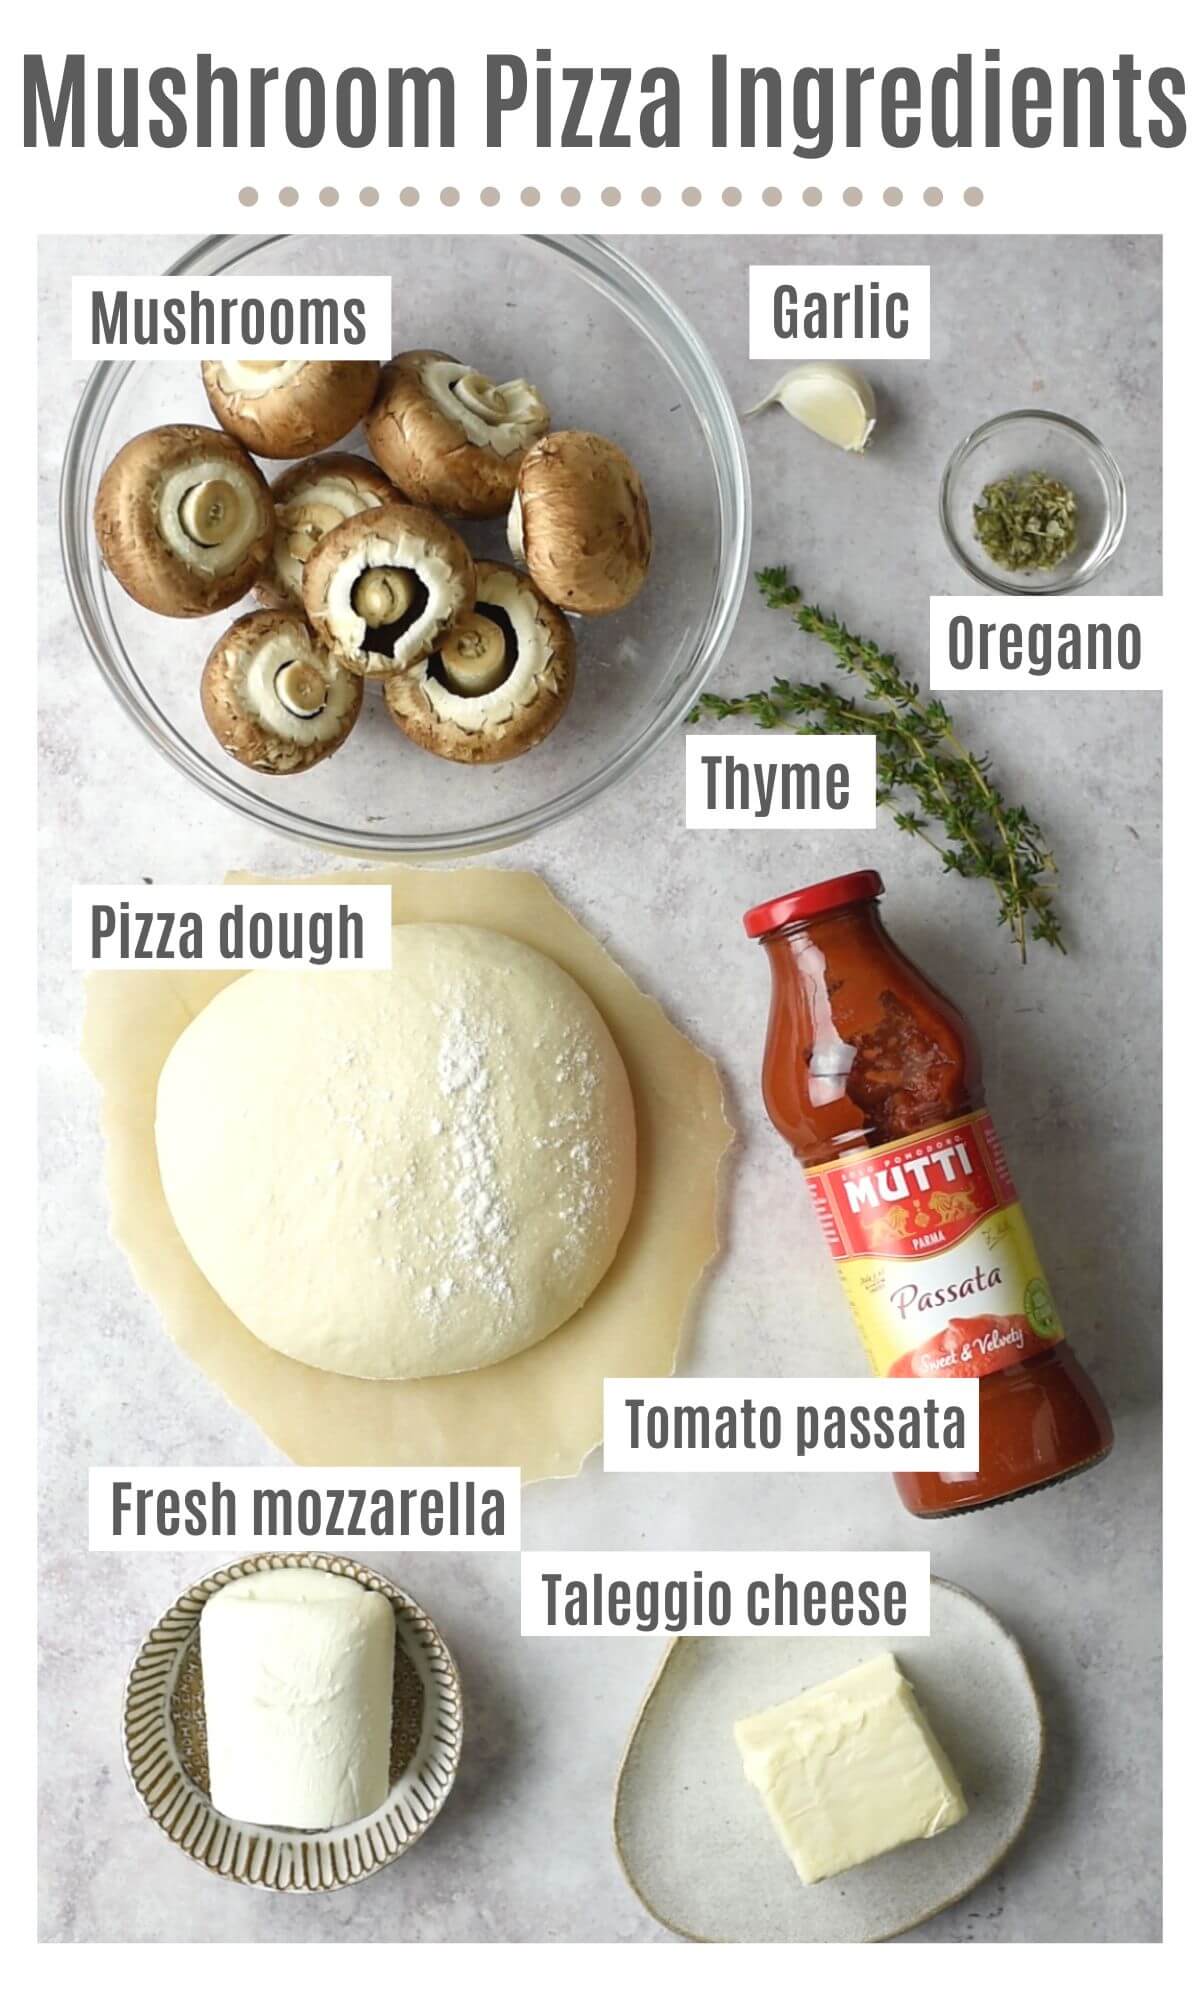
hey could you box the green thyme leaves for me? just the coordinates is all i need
[973,470,1079,573]
[689,568,1064,960]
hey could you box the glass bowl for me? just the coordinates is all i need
[939,410,1125,594]
[61,234,751,857]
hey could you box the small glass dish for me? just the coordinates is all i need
[939,410,1126,594]
[61,234,751,859]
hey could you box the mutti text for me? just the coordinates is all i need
[844,1140,973,1214]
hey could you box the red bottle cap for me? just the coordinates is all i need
[743,870,884,938]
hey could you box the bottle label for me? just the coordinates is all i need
[804,1111,1064,1380]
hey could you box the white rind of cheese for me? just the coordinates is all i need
[734,1652,967,1886]
[199,1570,395,1831]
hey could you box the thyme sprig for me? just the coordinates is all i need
[689,567,1063,960]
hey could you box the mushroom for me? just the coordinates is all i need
[200,609,363,774]
[201,359,381,460]
[255,452,398,610]
[384,560,576,765]
[302,502,475,680]
[508,429,652,616]
[365,350,549,518]
[94,424,275,617]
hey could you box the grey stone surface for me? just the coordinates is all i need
[38,234,1161,1943]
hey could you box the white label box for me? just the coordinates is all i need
[603,1378,978,1471]
[749,265,931,360]
[930,597,1166,691]
[71,275,392,360]
[72,884,394,970]
[685,735,876,830]
[89,1467,521,1552]
[521,1551,930,1636]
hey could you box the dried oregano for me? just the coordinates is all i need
[688,568,1064,960]
[973,470,1079,573]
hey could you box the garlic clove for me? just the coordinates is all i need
[743,364,877,454]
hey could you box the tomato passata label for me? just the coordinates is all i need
[805,1111,1064,1380]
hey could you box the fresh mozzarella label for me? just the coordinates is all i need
[89,1467,520,1550]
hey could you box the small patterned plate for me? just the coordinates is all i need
[123,1551,463,1893]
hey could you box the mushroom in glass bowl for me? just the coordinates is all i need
[384,560,575,764]
[508,430,652,615]
[94,423,274,617]
[302,502,475,680]
[366,351,549,518]
[201,609,363,775]
[201,358,381,459]
[255,452,398,611]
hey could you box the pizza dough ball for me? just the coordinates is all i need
[154,924,637,1380]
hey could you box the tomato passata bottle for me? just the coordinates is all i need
[745,870,1113,1516]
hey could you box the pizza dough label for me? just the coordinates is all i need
[804,1111,1065,1380]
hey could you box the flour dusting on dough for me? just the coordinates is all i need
[154,923,637,1380]
[425,994,516,1321]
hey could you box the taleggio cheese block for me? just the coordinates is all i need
[200,1570,395,1830]
[734,1653,967,1885]
[154,923,637,1380]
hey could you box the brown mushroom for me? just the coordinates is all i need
[201,359,381,460]
[94,424,275,617]
[365,350,549,518]
[255,452,398,610]
[384,560,575,765]
[508,430,652,615]
[302,502,475,680]
[200,609,363,775]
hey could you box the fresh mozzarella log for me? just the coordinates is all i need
[199,1570,395,1830]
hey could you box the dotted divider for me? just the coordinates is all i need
[238,184,984,210]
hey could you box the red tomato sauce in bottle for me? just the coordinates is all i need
[745,869,1113,1517]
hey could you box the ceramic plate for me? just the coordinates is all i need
[614,1577,1042,1943]
[123,1551,463,1892]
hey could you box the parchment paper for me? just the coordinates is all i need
[82,866,734,1480]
